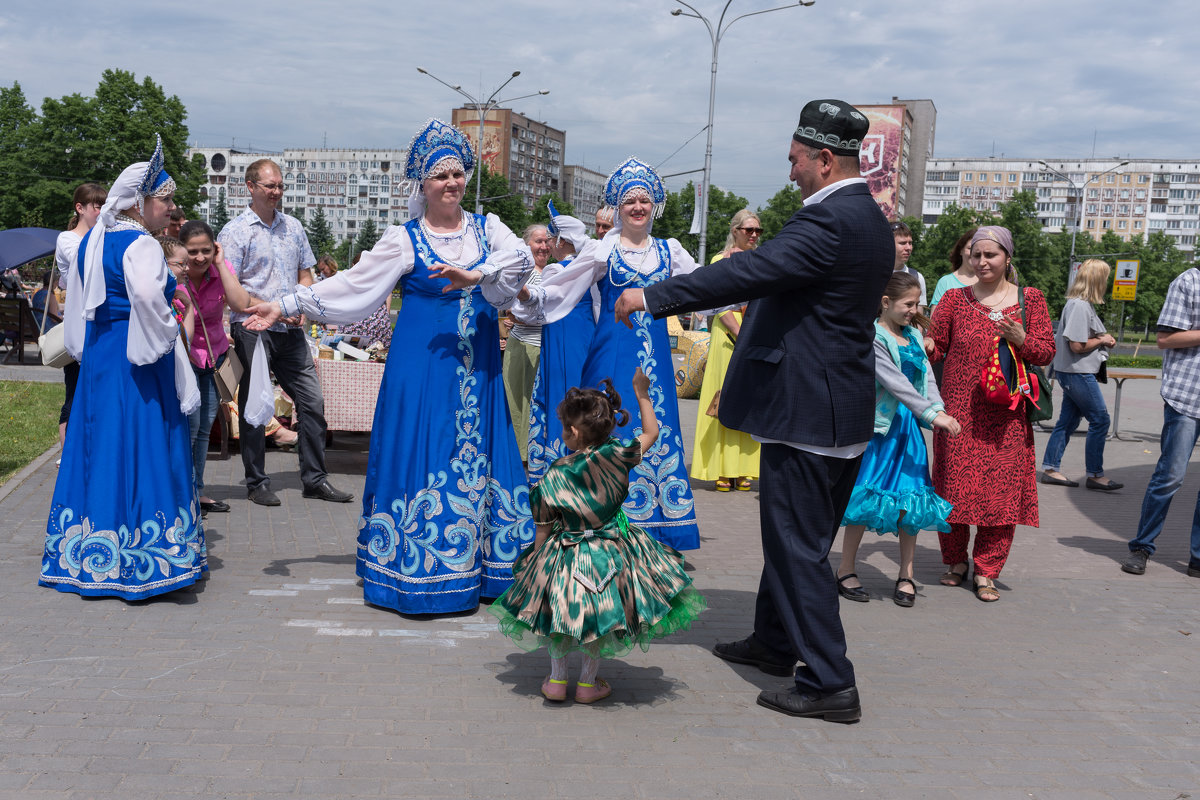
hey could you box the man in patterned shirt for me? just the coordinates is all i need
[218,159,352,507]
[1122,267,1200,577]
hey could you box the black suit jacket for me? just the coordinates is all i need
[645,182,893,448]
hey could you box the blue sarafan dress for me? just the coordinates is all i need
[841,336,952,537]
[515,237,701,551]
[354,215,535,614]
[41,227,205,600]
[526,261,596,484]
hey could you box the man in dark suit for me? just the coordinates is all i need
[615,100,893,722]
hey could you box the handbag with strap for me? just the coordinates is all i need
[706,390,721,417]
[37,263,73,368]
[192,292,243,403]
[1017,287,1053,423]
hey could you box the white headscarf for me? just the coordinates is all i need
[63,161,148,359]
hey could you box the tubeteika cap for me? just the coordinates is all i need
[792,99,869,157]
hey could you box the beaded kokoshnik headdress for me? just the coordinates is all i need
[404,118,475,219]
[604,157,666,220]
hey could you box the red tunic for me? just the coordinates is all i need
[929,286,1055,527]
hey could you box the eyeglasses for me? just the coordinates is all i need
[251,180,288,192]
[166,259,186,270]
[739,226,763,235]
[890,222,908,231]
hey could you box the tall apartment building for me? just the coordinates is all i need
[451,107,565,211]
[922,157,1200,258]
[562,165,607,232]
[188,146,416,240]
[854,98,936,219]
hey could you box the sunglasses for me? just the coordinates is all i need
[739,226,763,235]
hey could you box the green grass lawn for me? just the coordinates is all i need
[0,381,64,486]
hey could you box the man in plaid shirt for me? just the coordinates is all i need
[1123,267,1200,577]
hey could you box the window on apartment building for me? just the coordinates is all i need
[1105,174,1114,183]
[991,188,1001,198]
[1008,174,1017,182]
[963,173,972,181]
[1086,220,1095,229]
[993,173,1002,182]
[1087,189,1099,199]
[1138,175,1149,183]
[1134,220,1142,229]
[1118,220,1127,229]
[1103,205,1113,214]
[1122,174,1131,183]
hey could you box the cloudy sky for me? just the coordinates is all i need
[3,0,1197,207]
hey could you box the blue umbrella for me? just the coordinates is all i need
[0,227,62,271]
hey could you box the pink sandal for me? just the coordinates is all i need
[541,677,568,702]
[574,678,612,704]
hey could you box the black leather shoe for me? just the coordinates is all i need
[1120,549,1148,575]
[1188,561,1200,578]
[712,637,795,677]
[248,486,281,507]
[303,480,354,503]
[1086,477,1124,491]
[757,685,861,723]
[1039,472,1079,487]
[200,499,230,513]
[836,573,870,603]
[893,577,916,608]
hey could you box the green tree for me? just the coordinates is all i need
[305,205,335,257]
[460,164,527,231]
[0,71,199,229]
[210,187,230,234]
[528,192,575,226]
[755,184,805,243]
[653,181,750,259]
[353,216,381,255]
[0,82,38,229]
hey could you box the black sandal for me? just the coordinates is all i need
[893,577,916,608]
[836,573,870,603]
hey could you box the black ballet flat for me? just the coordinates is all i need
[893,577,916,608]
[836,573,870,603]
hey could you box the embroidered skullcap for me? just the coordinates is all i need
[404,118,475,183]
[604,157,665,218]
[792,99,869,157]
[970,225,1014,256]
[546,199,589,253]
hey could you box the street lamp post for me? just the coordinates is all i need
[416,67,549,215]
[1038,159,1130,278]
[670,0,815,264]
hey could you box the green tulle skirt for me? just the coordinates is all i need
[488,518,706,659]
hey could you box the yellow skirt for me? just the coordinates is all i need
[690,312,759,481]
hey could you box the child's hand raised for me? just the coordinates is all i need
[632,367,651,397]
[932,412,961,438]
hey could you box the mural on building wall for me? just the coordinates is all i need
[858,105,905,220]
[460,118,507,176]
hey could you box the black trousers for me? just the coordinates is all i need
[754,443,860,694]
[231,324,329,492]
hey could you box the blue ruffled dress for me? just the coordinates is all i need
[355,214,535,615]
[41,228,206,600]
[841,337,952,537]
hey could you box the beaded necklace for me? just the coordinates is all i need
[113,213,150,235]
[608,240,658,288]
[420,211,478,268]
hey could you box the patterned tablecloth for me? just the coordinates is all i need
[313,358,385,432]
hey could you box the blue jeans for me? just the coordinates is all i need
[1041,371,1110,477]
[1129,403,1200,564]
[187,367,220,494]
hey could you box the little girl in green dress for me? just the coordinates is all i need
[490,368,706,703]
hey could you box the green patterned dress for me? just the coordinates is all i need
[489,438,705,659]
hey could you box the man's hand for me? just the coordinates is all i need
[243,301,284,331]
[614,288,646,329]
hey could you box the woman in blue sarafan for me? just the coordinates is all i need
[525,201,599,483]
[508,159,702,551]
[41,136,206,600]
[244,119,536,615]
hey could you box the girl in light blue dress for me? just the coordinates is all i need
[835,272,960,607]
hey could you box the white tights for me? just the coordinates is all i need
[549,654,601,683]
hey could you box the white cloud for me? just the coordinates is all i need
[2,0,1198,207]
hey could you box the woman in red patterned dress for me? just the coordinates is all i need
[929,226,1055,602]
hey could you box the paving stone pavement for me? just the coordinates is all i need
[1,373,1198,799]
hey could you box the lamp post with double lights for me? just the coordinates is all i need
[1037,159,1130,281]
[416,68,549,215]
[670,0,815,264]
